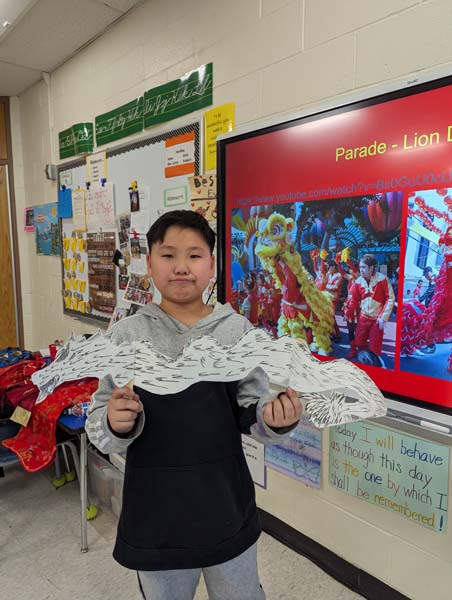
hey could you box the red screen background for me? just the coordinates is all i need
[221,80,452,412]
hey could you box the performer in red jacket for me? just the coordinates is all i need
[344,254,395,356]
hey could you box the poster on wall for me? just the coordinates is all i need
[87,232,116,314]
[61,229,89,314]
[218,74,452,418]
[189,174,217,222]
[86,151,107,185]
[34,203,60,256]
[24,207,34,232]
[86,183,115,230]
[265,416,322,488]
[72,188,87,231]
[329,421,449,532]
[204,103,234,171]
[165,132,195,178]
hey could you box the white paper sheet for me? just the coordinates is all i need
[32,328,386,428]
[31,331,133,402]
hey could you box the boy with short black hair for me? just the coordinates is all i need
[86,210,301,600]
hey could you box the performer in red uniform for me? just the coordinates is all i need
[325,260,343,339]
[345,254,395,356]
[242,272,259,325]
[310,249,327,291]
[335,250,359,358]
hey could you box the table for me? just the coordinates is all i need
[57,414,92,552]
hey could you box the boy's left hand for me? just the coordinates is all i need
[263,387,302,429]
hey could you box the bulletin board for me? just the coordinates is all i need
[58,121,200,322]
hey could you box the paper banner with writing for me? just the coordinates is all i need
[86,183,115,230]
[242,435,266,488]
[164,186,188,208]
[72,188,87,231]
[165,132,195,177]
[265,416,321,488]
[95,97,143,146]
[86,151,107,185]
[59,123,94,159]
[329,421,449,532]
[144,63,213,129]
[189,174,217,221]
[204,103,234,171]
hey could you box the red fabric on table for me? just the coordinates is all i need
[2,378,98,473]
[0,357,46,418]
[0,356,46,389]
[5,382,40,411]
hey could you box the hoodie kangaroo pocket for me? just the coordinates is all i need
[121,455,246,549]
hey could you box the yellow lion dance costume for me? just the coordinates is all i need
[255,213,335,354]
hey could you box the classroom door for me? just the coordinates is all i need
[0,164,17,347]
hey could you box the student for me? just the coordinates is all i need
[86,210,301,600]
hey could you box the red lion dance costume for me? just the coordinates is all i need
[401,226,452,370]
[254,213,335,354]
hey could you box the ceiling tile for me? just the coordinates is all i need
[0,60,41,95]
[0,0,122,71]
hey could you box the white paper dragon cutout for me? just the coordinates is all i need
[32,328,386,428]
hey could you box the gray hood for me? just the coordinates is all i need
[109,302,252,359]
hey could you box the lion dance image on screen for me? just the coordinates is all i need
[254,212,335,354]
[231,194,400,367]
[401,188,452,378]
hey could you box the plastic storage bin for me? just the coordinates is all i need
[88,446,124,515]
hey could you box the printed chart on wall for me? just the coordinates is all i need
[57,122,200,321]
[265,416,322,488]
[218,74,452,417]
[329,421,449,532]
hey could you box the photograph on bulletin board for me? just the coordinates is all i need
[218,74,452,417]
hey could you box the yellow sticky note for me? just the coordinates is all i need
[11,406,31,427]
[204,103,235,171]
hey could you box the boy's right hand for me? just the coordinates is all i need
[107,387,143,435]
